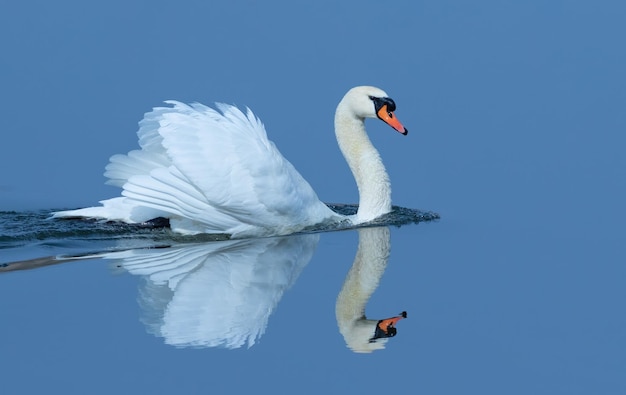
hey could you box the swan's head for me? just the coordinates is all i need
[339,311,408,353]
[370,311,407,342]
[341,86,408,135]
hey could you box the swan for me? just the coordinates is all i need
[104,234,319,349]
[1,226,406,351]
[336,226,407,353]
[1,234,319,349]
[53,86,408,237]
[109,226,404,351]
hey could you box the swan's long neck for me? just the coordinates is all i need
[335,227,391,352]
[335,102,392,223]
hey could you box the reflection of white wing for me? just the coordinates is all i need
[105,234,319,349]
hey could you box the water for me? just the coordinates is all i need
[3,206,625,395]
[3,1,625,392]
[2,203,625,394]
[0,206,438,266]
[0,208,438,349]
[0,208,440,392]
[1,208,435,351]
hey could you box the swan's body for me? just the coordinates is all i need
[93,226,400,351]
[103,234,319,349]
[53,86,407,237]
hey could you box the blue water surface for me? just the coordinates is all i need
[1,1,625,394]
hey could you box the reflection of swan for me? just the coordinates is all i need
[54,86,408,237]
[336,227,406,353]
[105,234,319,349]
[2,226,406,351]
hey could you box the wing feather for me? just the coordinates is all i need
[57,100,339,236]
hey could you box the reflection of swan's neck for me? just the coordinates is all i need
[335,227,391,352]
[335,102,391,223]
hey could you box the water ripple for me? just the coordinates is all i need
[0,206,439,250]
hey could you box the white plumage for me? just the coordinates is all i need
[98,226,402,351]
[54,86,408,237]
[336,226,404,353]
[104,234,319,349]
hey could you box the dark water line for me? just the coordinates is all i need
[0,206,439,248]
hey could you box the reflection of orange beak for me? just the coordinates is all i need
[377,311,407,334]
[377,105,408,135]
[370,311,407,341]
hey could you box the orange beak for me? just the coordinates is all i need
[377,311,407,334]
[377,105,408,135]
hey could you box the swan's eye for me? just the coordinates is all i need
[368,95,376,101]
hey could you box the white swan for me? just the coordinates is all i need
[53,86,408,237]
[104,234,319,349]
[97,227,400,351]
[336,226,407,353]
[0,226,406,351]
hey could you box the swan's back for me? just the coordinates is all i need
[60,101,339,237]
[53,85,406,236]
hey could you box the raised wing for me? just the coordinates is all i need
[106,101,336,236]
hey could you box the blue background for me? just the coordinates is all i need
[1,1,625,394]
